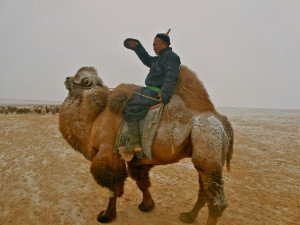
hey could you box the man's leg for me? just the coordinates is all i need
[126,120,142,152]
[119,120,142,161]
[120,87,159,161]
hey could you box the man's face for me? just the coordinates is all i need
[153,37,168,56]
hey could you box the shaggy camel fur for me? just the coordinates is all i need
[59,65,234,225]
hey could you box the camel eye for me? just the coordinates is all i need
[82,78,92,87]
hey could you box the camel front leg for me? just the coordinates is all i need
[90,151,128,223]
[97,191,117,223]
[127,162,155,212]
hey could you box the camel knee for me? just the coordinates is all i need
[206,173,227,219]
[208,192,227,217]
[199,172,225,207]
[90,157,128,196]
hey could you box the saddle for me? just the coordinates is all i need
[115,104,164,160]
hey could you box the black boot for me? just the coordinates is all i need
[119,120,142,161]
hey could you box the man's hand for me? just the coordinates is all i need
[128,40,138,48]
[124,38,140,49]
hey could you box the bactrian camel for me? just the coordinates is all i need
[59,65,234,225]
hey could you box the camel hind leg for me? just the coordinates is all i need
[181,113,229,224]
[205,172,227,225]
[179,173,208,223]
[179,169,227,225]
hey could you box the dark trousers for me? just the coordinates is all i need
[123,87,160,122]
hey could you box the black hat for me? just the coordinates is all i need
[155,29,171,46]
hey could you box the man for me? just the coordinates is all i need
[120,29,181,160]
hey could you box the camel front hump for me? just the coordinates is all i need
[191,112,229,171]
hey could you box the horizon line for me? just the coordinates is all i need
[0,98,63,102]
[0,99,299,110]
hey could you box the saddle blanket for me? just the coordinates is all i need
[114,104,164,160]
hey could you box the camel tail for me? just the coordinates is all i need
[226,123,234,173]
[226,146,233,173]
[216,112,234,173]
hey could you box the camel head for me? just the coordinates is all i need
[59,67,110,159]
[65,67,104,94]
[62,66,109,112]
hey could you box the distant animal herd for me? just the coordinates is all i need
[0,105,60,115]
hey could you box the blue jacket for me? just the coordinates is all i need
[133,44,181,104]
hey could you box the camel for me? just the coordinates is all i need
[59,65,234,225]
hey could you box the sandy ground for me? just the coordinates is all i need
[0,108,299,225]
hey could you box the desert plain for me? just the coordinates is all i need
[0,107,299,225]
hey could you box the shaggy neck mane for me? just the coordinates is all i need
[59,86,109,160]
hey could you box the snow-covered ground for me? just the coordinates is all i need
[0,108,299,225]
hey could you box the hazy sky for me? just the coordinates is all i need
[1,0,299,109]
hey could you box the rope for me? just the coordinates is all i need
[108,88,160,102]
[73,84,160,102]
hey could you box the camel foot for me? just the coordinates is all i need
[138,201,155,212]
[179,212,197,224]
[97,210,116,223]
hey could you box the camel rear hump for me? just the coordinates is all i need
[174,66,215,112]
[108,65,215,115]
[191,112,232,172]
